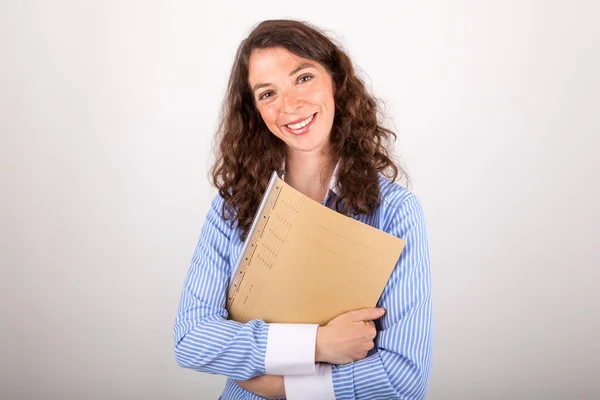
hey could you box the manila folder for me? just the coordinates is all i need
[226,172,406,326]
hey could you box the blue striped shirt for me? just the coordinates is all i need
[173,174,433,399]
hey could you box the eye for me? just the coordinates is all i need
[297,74,313,83]
[258,91,274,101]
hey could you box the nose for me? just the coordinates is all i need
[281,89,303,113]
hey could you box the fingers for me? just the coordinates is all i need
[349,307,386,322]
[364,320,377,338]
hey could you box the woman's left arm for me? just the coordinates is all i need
[281,193,433,400]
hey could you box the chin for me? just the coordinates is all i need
[288,135,330,154]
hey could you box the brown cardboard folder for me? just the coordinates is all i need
[226,171,406,326]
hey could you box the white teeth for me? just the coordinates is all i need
[286,114,313,130]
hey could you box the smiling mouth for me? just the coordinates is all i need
[285,113,315,130]
[283,112,318,135]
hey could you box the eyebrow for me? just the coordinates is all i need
[251,62,317,93]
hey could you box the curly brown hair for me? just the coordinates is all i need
[211,19,407,240]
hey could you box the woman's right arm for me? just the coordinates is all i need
[173,195,322,381]
[173,194,380,382]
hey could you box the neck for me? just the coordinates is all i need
[285,148,336,202]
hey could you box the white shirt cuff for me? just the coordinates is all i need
[264,323,318,375]
[284,363,336,400]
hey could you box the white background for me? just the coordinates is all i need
[1,1,599,399]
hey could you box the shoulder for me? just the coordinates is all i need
[377,174,415,207]
[206,191,226,219]
[202,192,237,238]
[208,189,238,222]
[376,175,426,234]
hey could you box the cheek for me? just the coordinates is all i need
[259,104,280,126]
[312,84,335,110]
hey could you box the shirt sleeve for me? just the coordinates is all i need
[173,195,319,380]
[265,324,319,375]
[284,363,336,400]
[173,195,267,380]
[332,194,433,400]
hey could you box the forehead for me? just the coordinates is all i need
[248,47,321,85]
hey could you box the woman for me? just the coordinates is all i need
[173,20,432,400]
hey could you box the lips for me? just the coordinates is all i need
[285,114,314,128]
[282,112,318,136]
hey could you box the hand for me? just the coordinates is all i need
[315,307,385,365]
[235,375,286,399]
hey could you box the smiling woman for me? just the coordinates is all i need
[173,19,433,400]
[210,19,405,233]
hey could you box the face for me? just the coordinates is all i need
[247,47,335,157]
